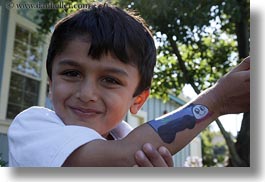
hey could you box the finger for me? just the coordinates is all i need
[142,143,167,167]
[233,70,250,82]
[134,150,153,167]
[231,56,250,73]
[242,70,250,82]
[158,146,174,167]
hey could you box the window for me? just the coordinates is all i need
[6,24,44,119]
[12,25,43,78]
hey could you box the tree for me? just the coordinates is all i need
[118,0,250,166]
[35,0,99,34]
[35,0,250,166]
[201,128,228,167]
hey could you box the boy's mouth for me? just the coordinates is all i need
[69,106,102,118]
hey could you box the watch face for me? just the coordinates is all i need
[192,105,208,119]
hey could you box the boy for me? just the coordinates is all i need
[8,3,250,167]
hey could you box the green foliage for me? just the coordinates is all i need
[35,0,114,34]
[118,0,246,100]
[201,129,228,167]
[151,55,183,101]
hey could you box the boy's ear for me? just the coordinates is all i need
[130,89,150,114]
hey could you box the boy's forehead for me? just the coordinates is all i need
[61,37,137,66]
[55,38,138,70]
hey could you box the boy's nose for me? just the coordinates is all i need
[76,80,98,102]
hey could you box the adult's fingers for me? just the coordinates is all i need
[158,146,174,167]
[134,150,153,167]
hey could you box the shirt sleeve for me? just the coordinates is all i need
[110,121,133,140]
[8,107,105,167]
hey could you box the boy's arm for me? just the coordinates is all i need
[63,57,250,167]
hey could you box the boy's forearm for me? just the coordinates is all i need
[124,88,220,155]
[62,86,240,166]
[126,57,250,156]
[63,57,249,166]
[63,101,216,167]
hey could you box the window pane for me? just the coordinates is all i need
[31,32,44,47]
[10,72,24,90]
[13,40,27,58]
[14,25,28,44]
[12,25,44,79]
[25,78,39,93]
[6,104,22,119]
[24,93,38,107]
[8,87,23,104]
[7,72,39,119]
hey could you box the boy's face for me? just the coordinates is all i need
[49,38,149,138]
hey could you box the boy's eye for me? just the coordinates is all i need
[101,77,120,85]
[62,70,81,78]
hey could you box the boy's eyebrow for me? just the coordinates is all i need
[103,67,129,77]
[58,59,129,77]
[58,59,81,67]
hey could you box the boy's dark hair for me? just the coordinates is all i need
[46,3,156,97]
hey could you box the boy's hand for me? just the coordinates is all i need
[134,143,173,167]
[208,56,250,115]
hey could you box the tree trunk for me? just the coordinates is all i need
[168,37,247,166]
[227,0,250,167]
[234,112,250,166]
[216,118,248,167]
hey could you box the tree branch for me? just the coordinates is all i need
[168,36,246,166]
[168,37,200,94]
[215,118,247,166]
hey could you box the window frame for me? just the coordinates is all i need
[0,8,49,129]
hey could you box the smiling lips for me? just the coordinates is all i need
[70,106,102,118]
